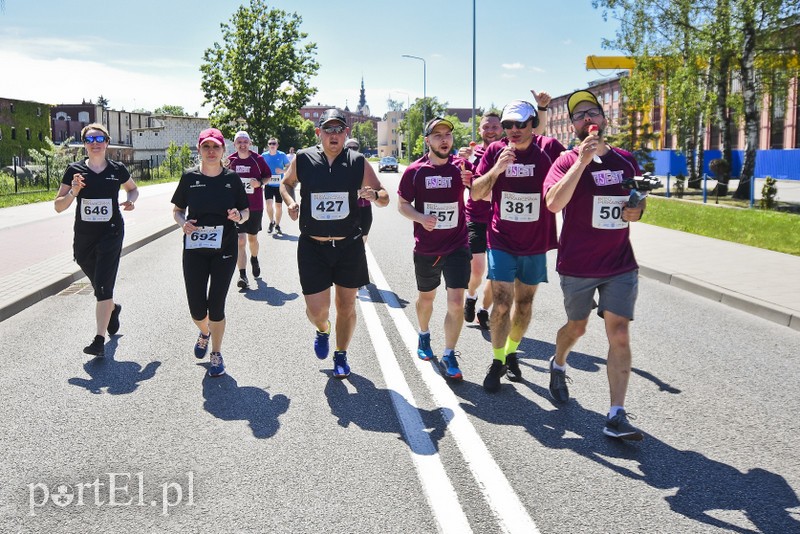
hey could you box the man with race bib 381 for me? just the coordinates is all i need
[543,90,645,440]
[470,100,565,393]
[280,109,389,379]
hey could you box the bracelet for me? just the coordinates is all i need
[537,106,548,111]
[373,190,379,201]
[67,189,74,197]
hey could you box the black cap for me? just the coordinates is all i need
[424,117,454,136]
[318,108,347,127]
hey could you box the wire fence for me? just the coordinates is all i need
[0,154,192,197]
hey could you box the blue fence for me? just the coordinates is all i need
[652,149,800,180]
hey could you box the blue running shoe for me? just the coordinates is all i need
[332,351,350,378]
[208,352,226,377]
[314,321,330,360]
[440,351,463,380]
[417,332,434,360]
[194,332,210,359]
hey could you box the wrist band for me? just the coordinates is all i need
[537,106,548,111]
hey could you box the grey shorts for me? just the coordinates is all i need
[560,270,638,321]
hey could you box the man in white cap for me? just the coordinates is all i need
[543,89,645,440]
[470,99,565,393]
[228,131,272,289]
[280,109,389,379]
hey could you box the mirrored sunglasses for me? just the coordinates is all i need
[84,135,107,143]
[321,125,346,134]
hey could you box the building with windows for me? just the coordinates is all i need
[377,110,404,158]
[51,101,150,146]
[130,114,213,162]
[0,97,51,166]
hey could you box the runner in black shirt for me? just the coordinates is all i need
[172,128,250,377]
[55,123,139,358]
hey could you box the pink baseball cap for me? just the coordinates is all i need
[198,128,225,146]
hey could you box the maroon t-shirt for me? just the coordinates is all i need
[476,136,565,255]
[465,144,491,224]
[398,154,471,256]
[543,147,641,277]
[227,151,271,211]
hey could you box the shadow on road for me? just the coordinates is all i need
[242,278,299,306]
[68,336,161,395]
[454,345,799,533]
[324,372,452,456]
[201,368,290,439]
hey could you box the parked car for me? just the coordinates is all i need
[379,156,398,173]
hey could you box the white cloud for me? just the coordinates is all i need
[529,66,546,73]
[501,63,525,70]
[562,39,574,45]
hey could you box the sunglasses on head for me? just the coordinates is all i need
[321,125,346,134]
[84,135,107,143]
[571,109,603,121]
[501,120,530,130]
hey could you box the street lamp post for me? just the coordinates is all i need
[401,54,427,131]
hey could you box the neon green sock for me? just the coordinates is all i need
[317,320,331,334]
[493,347,507,364]
[505,337,520,356]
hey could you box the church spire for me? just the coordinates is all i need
[356,77,370,116]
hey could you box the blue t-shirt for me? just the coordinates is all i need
[261,150,291,187]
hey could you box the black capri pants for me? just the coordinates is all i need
[73,228,124,301]
[182,239,238,322]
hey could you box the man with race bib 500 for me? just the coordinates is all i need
[280,109,389,379]
[543,90,646,441]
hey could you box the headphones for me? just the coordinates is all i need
[501,101,539,129]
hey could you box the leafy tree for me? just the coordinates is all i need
[200,0,319,150]
[351,120,377,151]
[164,141,194,175]
[398,97,447,160]
[154,105,189,116]
[97,95,109,109]
[386,98,405,112]
[448,115,472,152]
[27,137,76,188]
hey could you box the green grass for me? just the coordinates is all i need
[0,175,180,209]
[645,196,800,256]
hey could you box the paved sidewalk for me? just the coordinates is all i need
[2,182,799,330]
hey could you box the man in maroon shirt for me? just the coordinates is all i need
[543,90,645,440]
[398,117,473,380]
[471,100,565,393]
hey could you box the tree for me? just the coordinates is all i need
[97,95,109,109]
[351,120,377,151]
[28,137,76,188]
[398,97,447,160]
[386,98,405,112]
[200,0,319,150]
[154,105,189,116]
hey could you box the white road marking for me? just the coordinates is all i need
[364,245,541,534]
[357,286,473,534]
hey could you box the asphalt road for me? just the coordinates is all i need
[2,169,799,533]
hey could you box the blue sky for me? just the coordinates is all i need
[0,0,623,117]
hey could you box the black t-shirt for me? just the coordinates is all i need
[62,159,131,236]
[295,146,365,237]
[171,167,249,251]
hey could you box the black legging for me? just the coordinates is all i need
[182,241,237,322]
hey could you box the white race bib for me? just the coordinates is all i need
[424,201,458,230]
[592,196,629,229]
[500,191,540,222]
[80,198,113,222]
[240,177,254,195]
[185,225,223,250]
[269,174,281,185]
[311,192,350,221]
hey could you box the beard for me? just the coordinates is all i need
[430,146,451,160]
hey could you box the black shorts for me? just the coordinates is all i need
[467,221,488,254]
[237,210,263,235]
[263,186,283,203]
[73,228,124,301]
[413,246,471,292]
[297,233,370,295]
[360,204,373,236]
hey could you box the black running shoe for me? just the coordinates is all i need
[275,225,283,236]
[506,352,522,382]
[107,304,122,336]
[83,335,105,358]
[476,309,490,330]
[464,297,476,322]
[483,359,507,393]
[603,410,644,441]
[548,356,571,403]
[237,274,249,289]
[251,256,261,278]
[267,221,275,233]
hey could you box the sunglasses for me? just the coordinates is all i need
[268,142,277,145]
[571,109,603,121]
[84,135,107,143]
[501,120,530,130]
[321,125,346,134]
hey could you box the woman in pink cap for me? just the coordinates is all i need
[171,128,250,377]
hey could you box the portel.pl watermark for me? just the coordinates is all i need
[28,472,194,516]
